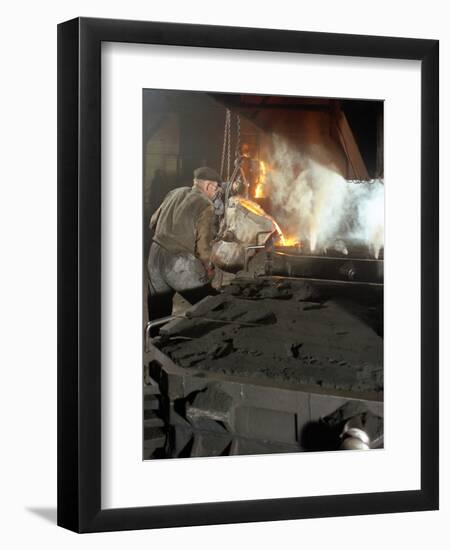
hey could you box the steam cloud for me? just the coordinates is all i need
[267,136,384,258]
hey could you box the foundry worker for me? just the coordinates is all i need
[147,166,222,320]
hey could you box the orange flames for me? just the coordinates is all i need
[254,160,267,198]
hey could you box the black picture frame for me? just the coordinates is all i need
[57,17,439,533]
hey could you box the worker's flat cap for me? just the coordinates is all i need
[194,166,221,183]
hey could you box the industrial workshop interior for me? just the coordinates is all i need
[143,90,384,460]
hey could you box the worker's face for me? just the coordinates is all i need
[204,180,221,201]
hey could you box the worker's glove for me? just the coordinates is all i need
[213,197,225,217]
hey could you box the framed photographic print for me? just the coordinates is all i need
[57,17,439,532]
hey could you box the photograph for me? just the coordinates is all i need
[143,89,384,459]
[0,0,443,540]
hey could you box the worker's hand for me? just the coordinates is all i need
[203,261,215,281]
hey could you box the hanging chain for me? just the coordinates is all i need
[227,112,231,180]
[220,109,231,180]
[235,113,241,159]
[220,110,242,182]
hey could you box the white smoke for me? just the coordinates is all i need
[267,136,384,258]
[347,177,384,259]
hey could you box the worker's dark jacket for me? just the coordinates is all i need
[150,186,216,266]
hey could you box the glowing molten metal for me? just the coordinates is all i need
[237,197,300,248]
[278,235,301,247]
